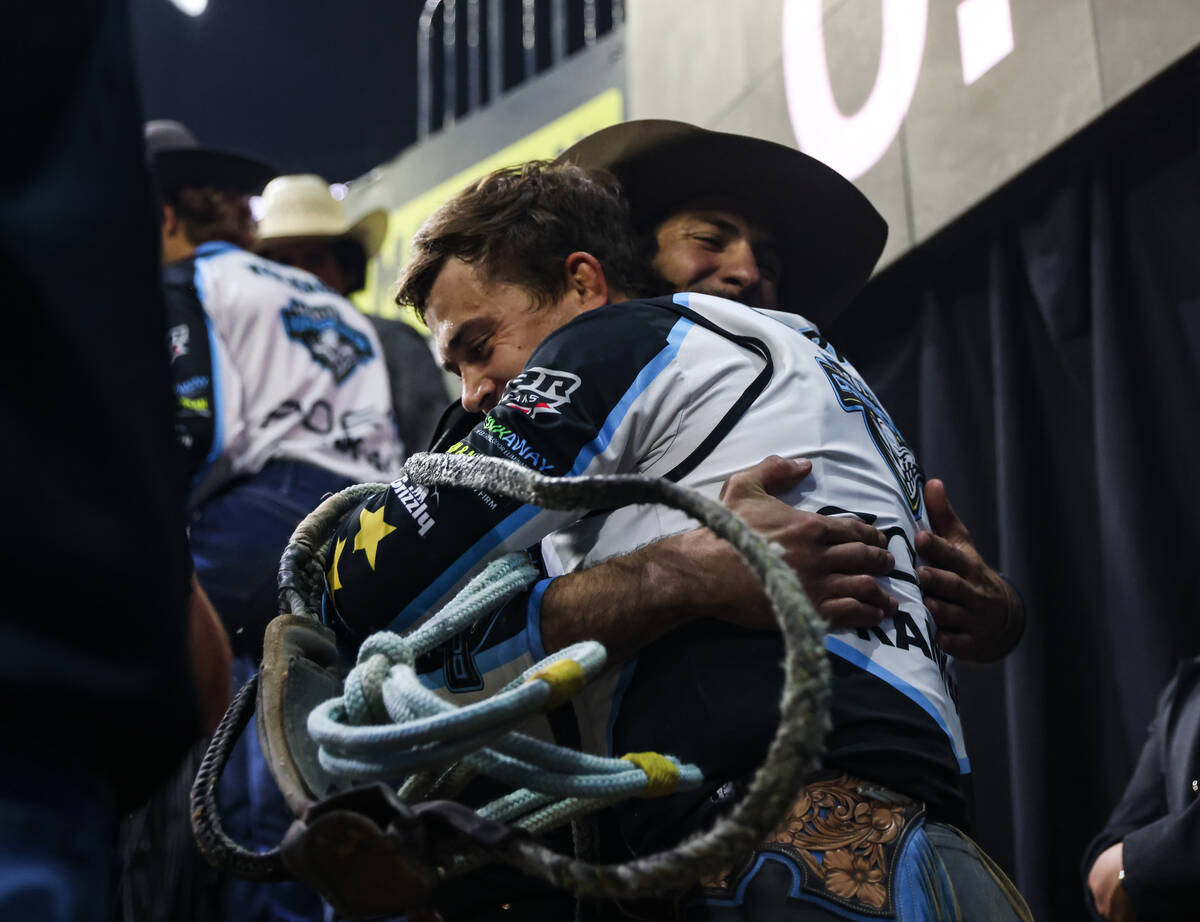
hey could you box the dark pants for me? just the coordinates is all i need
[0,753,118,922]
[190,459,354,660]
[192,459,355,922]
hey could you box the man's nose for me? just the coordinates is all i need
[461,373,497,414]
[719,241,762,290]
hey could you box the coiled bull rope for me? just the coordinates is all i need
[308,552,704,802]
[195,452,831,900]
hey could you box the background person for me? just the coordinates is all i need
[1082,654,1200,921]
[147,123,404,657]
[255,172,449,453]
[147,122,405,922]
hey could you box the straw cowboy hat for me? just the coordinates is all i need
[558,120,887,324]
[144,119,276,197]
[254,174,388,259]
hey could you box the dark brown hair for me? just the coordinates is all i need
[396,161,655,320]
[169,186,253,249]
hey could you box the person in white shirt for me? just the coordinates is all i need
[146,120,404,922]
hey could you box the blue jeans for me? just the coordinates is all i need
[0,752,117,922]
[688,821,1032,921]
[220,657,327,922]
[190,458,354,660]
[192,459,355,922]
[924,824,1033,922]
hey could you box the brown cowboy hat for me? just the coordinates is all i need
[558,119,887,322]
[145,120,277,198]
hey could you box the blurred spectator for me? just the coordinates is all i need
[0,1,230,920]
[256,173,449,453]
[1083,655,1200,921]
[147,125,404,653]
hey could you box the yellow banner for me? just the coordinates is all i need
[354,88,624,321]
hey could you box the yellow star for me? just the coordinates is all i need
[327,537,346,593]
[353,505,396,571]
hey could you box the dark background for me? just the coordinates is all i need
[130,0,423,181]
[130,0,618,182]
[828,54,1200,920]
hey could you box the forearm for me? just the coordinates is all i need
[1119,802,1200,918]
[188,574,232,735]
[994,575,1027,658]
[540,528,748,663]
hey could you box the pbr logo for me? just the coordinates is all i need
[817,355,924,517]
[280,299,374,384]
[500,367,581,420]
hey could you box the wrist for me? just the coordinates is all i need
[997,575,1026,654]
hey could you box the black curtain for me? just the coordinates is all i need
[826,55,1200,921]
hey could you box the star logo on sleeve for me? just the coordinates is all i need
[353,505,396,570]
[327,537,346,593]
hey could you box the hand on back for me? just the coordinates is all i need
[711,455,897,631]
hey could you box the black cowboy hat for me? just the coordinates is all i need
[144,120,277,199]
[558,120,887,324]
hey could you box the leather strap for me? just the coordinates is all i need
[256,614,349,816]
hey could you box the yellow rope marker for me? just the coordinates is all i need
[621,752,680,798]
[525,658,585,710]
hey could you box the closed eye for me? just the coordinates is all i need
[691,233,725,250]
[465,336,491,363]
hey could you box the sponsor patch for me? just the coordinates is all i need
[390,475,438,537]
[178,396,210,413]
[478,415,556,473]
[500,367,580,420]
[280,299,374,383]
[168,324,190,362]
[175,374,209,396]
[817,355,924,516]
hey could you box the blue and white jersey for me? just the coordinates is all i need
[164,242,404,507]
[326,292,968,826]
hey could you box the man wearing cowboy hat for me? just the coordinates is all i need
[555,120,1023,665]
[145,121,403,922]
[254,173,448,452]
[427,120,1022,664]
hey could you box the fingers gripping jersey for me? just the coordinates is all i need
[163,242,404,507]
[325,294,968,814]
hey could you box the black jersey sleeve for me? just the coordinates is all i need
[323,302,691,655]
[162,258,217,493]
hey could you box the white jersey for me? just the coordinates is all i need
[329,291,969,818]
[541,296,965,771]
[164,241,404,507]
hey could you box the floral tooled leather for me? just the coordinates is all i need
[698,775,924,916]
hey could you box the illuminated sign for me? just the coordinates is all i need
[782,0,1015,180]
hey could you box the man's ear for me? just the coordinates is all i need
[563,251,609,309]
[161,202,178,234]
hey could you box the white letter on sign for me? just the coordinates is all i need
[781,0,928,180]
[956,0,1014,85]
